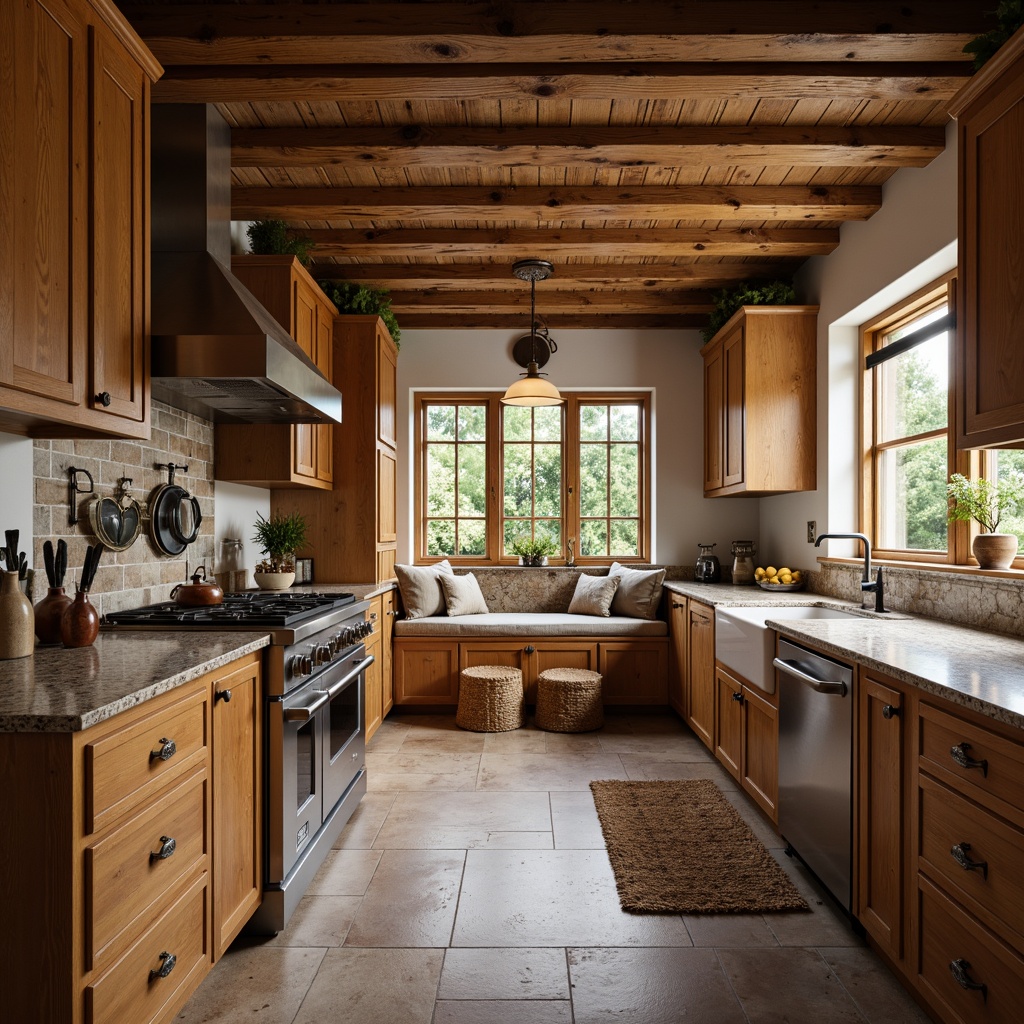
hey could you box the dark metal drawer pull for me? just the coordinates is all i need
[950,742,988,777]
[732,691,744,704]
[215,688,232,703]
[149,951,177,982]
[150,738,176,762]
[150,836,176,862]
[882,704,899,719]
[949,959,986,997]
[950,842,988,879]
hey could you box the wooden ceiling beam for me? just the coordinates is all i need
[232,183,882,223]
[126,2,986,65]
[156,61,969,103]
[397,312,708,330]
[303,226,839,258]
[309,262,795,288]
[232,125,943,170]
[387,291,714,315]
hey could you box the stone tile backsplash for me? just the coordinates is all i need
[811,561,1024,639]
[32,401,215,617]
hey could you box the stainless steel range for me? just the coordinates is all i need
[105,591,374,933]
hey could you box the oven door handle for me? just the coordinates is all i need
[282,654,375,722]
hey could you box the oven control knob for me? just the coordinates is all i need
[343,627,357,645]
[293,653,313,677]
[314,642,332,666]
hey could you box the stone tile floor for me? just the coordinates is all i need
[178,712,931,1023]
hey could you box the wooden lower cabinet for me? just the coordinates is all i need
[364,631,384,740]
[668,595,688,717]
[364,590,398,741]
[686,600,715,749]
[0,652,262,1024]
[393,636,665,708]
[857,669,910,965]
[713,663,778,823]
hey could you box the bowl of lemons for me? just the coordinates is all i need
[754,566,805,590]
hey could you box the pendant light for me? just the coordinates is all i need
[502,259,563,406]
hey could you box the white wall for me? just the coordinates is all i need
[761,118,959,562]
[395,326,759,566]
[0,432,34,561]
[213,481,270,579]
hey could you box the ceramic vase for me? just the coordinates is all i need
[0,570,34,659]
[61,589,100,648]
[972,533,1019,570]
[34,586,73,645]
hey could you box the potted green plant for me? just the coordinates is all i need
[252,510,309,589]
[246,219,316,267]
[510,535,557,567]
[317,280,401,348]
[947,472,1024,569]
[700,279,797,343]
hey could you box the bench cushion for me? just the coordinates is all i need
[394,612,668,638]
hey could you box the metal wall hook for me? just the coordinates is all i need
[67,466,95,526]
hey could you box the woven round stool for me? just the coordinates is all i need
[535,668,604,732]
[456,665,524,732]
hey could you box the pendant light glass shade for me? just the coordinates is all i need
[502,259,563,406]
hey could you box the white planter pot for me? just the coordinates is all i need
[254,571,296,591]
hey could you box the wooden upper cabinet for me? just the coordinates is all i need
[0,0,159,439]
[700,306,818,497]
[215,256,336,489]
[949,26,1024,448]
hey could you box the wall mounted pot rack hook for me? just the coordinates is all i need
[67,466,95,526]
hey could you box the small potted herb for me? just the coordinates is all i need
[318,280,402,348]
[700,279,797,343]
[252,510,309,588]
[947,472,1023,569]
[246,219,316,267]
[510,535,558,567]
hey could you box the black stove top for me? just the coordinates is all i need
[105,591,356,628]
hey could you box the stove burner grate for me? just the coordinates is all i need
[105,591,356,627]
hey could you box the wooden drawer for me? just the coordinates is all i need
[919,702,1024,823]
[85,872,209,1024]
[85,682,209,834]
[917,874,1024,1024]
[85,768,209,970]
[919,773,1024,954]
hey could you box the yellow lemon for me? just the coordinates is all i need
[754,567,766,580]
[765,566,777,578]
[780,573,793,584]
[792,570,803,581]
[778,567,791,577]
[768,576,780,585]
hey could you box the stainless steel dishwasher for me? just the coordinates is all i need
[774,637,855,911]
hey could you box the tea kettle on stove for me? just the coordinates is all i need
[694,543,722,583]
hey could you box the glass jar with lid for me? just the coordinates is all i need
[731,540,757,585]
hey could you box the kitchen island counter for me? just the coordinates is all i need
[0,631,270,732]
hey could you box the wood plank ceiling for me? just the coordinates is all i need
[122,1,989,331]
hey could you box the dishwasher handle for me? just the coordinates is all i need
[773,657,848,696]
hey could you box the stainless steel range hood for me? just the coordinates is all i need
[150,105,342,425]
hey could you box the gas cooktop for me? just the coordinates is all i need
[104,591,356,628]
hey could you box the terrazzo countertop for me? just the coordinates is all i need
[664,581,1024,731]
[0,631,270,733]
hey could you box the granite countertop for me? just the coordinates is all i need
[290,581,397,601]
[664,580,1024,731]
[0,631,271,733]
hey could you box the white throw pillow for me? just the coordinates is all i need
[608,562,667,619]
[394,560,454,618]
[567,573,620,617]
[439,572,489,616]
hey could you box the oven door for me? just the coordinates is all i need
[321,646,370,812]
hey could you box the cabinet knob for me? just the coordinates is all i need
[149,737,176,762]
[881,704,899,719]
[524,645,536,655]
[215,688,232,703]
[150,836,177,862]
[731,691,745,704]
[950,842,988,879]
[95,391,112,407]
[948,958,986,996]
[149,951,177,982]
[950,742,988,776]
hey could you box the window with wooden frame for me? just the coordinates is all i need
[862,273,1024,567]
[415,392,651,565]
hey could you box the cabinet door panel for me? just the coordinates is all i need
[857,674,905,960]
[378,447,397,543]
[715,668,742,781]
[687,604,715,749]
[380,591,395,716]
[89,24,146,424]
[723,327,745,487]
[531,642,598,703]
[599,642,668,705]
[394,642,458,704]
[703,344,723,492]
[668,597,688,718]
[378,332,397,448]
[742,685,778,823]
[364,635,383,741]
[4,0,87,406]
[212,657,261,959]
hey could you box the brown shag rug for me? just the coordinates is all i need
[590,778,809,914]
